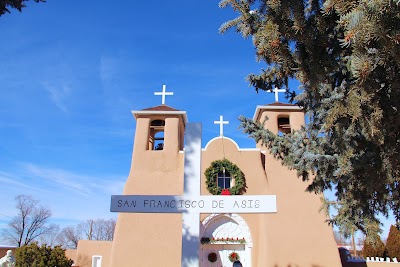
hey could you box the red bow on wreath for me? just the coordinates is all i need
[221,188,231,195]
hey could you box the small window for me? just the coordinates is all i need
[217,171,231,189]
[92,255,102,267]
[278,117,291,135]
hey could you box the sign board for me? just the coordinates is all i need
[111,195,277,213]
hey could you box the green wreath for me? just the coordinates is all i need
[205,159,245,195]
[228,252,240,262]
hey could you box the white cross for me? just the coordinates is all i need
[214,115,229,136]
[111,123,277,267]
[267,87,286,102]
[154,84,174,105]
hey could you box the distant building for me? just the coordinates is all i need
[0,246,16,258]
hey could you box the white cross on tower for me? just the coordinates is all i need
[267,87,286,102]
[214,115,229,136]
[154,84,174,105]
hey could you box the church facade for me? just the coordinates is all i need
[68,89,341,267]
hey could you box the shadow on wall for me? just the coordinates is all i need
[76,254,91,267]
[181,122,201,266]
[181,223,200,266]
[183,123,201,194]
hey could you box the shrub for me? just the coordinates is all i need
[362,236,386,258]
[386,225,400,259]
[15,243,73,267]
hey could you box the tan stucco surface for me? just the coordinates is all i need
[367,262,399,267]
[110,116,184,267]
[201,133,341,267]
[74,103,343,267]
[75,240,112,267]
[65,249,77,263]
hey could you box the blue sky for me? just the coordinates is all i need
[0,0,395,242]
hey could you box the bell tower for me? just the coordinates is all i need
[123,104,187,194]
[252,101,341,266]
[253,102,304,135]
[110,86,187,267]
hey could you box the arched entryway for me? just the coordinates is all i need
[200,214,252,267]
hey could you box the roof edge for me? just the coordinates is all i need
[131,110,188,123]
[253,104,303,122]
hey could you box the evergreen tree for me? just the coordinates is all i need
[362,235,386,258]
[220,0,400,235]
[15,242,73,267]
[386,225,400,258]
[0,0,46,16]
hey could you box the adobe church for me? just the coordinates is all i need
[67,86,341,267]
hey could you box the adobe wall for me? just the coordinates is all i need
[105,104,341,266]
[368,262,400,267]
[110,117,185,267]
[339,249,399,267]
[201,134,341,267]
[65,249,77,263]
[256,107,341,267]
[201,137,268,267]
[75,240,112,267]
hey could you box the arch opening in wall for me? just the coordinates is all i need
[201,213,253,247]
[200,214,253,267]
[277,116,291,135]
[149,119,165,150]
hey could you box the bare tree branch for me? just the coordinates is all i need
[1,194,53,247]
[57,226,81,249]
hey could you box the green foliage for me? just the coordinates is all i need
[15,243,73,267]
[205,159,246,195]
[362,235,386,258]
[386,225,400,258]
[0,0,46,16]
[228,251,240,262]
[221,0,400,235]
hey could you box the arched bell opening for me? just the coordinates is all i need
[277,116,291,135]
[149,119,165,150]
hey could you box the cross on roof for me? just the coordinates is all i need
[267,87,286,102]
[154,84,174,105]
[214,115,229,136]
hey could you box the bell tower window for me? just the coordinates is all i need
[149,119,165,150]
[154,131,164,150]
[278,116,291,135]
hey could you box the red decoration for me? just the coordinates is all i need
[221,189,231,195]
[229,252,240,262]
